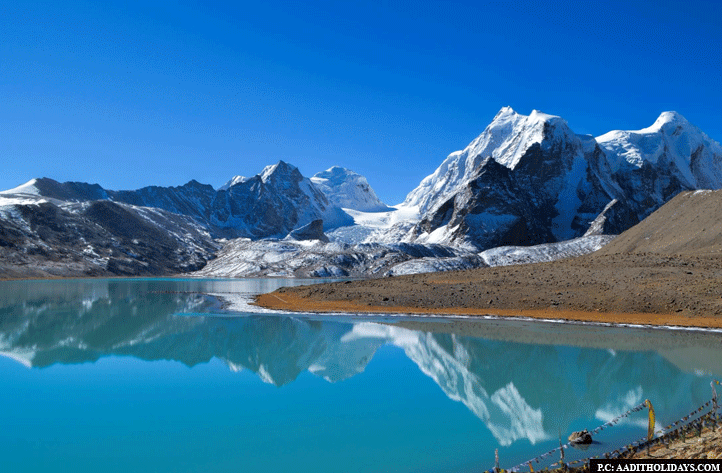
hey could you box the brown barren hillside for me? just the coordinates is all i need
[596,190,722,256]
[255,190,722,328]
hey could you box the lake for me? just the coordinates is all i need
[1,278,721,472]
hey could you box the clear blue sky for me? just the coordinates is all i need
[2,0,721,204]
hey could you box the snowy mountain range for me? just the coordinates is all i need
[2,107,721,278]
[2,160,353,240]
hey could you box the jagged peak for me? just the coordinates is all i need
[489,107,565,128]
[596,111,716,150]
[220,161,303,190]
[487,106,522,130]
[219,175,248,190]
[479,109,572,152]
[260,160,300,183]
[403,107,580,213]
[492,106,518,120]
[655,110,689,125]
[472,108,573,167]
[596,111,722,186]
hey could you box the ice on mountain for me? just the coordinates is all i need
[0,178,41,196]
[479,235,615,267]
[311,166,389,212]
[597,111,722,185]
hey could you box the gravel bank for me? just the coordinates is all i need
[255,253,722,329]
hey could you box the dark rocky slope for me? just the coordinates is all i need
[0,198,217,278]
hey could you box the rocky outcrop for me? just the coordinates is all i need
[288,219,329,242]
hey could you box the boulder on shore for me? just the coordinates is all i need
[568,429,593,445]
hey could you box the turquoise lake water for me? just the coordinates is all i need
[1,278,721,472]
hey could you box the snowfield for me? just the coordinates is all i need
[479,235,616,267]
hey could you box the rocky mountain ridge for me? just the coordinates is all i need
[3,160,353,240]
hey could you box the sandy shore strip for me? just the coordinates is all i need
[254,253,722,329]
[255,291,722,330]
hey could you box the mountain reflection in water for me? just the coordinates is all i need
[1,278,721,452]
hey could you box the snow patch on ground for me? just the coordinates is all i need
[327,204,421,245]
[194,233,615,279]
[0,194,48,209]
[479,235,615,267]
[193,238,471,278]
[388,255,484,276]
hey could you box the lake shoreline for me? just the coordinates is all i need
[253,253,722,330]
[254,291,722,331]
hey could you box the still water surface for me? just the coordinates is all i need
[1,278,721,472]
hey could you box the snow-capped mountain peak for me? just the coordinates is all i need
[220,161,301,192]
[312,166,358,187]
[398,107,622,249]
[219,175,248,190]
[596,112,722,189]
[310,166,388,212]
[260,160,299,183]
[0,178,41,196]
[596,111,700,170]
[482,108,572,170]
[402,107,577,216]
[643,111,691,133]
